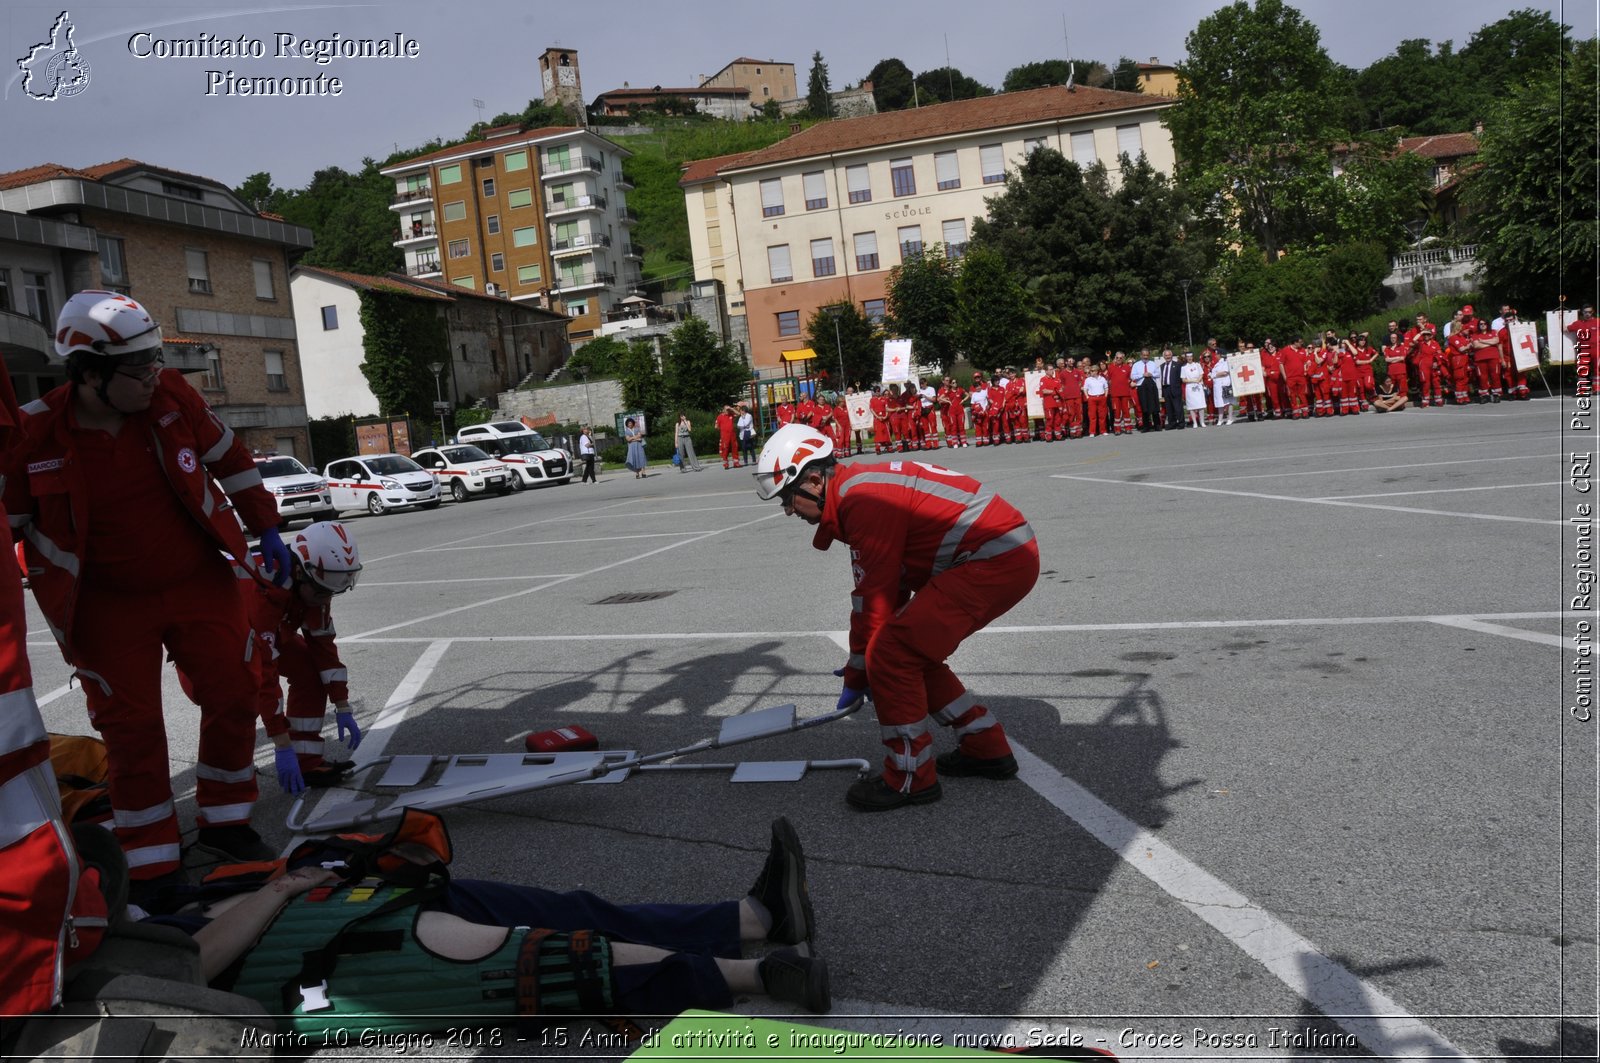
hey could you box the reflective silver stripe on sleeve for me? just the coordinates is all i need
[846,653,866,669]
[931,689,976,725]
[195,802,254,826]
[201,425,236,464]
[20,398,49,415]
[200,482,215,518]
[319,668,348,685]
[306,624,336,637]
[72,669,112,697]
[850,595,864,614]
[880,720,929,742]
[291,739,325,755]
[0,766,52,848]
[112,798,177,829]
[219,468,263,494]
[195,762,257,784]
[285,714,324,729]
[8,513,30,528]
[22,524,79,579]
[931,495,996,575]
[965,523,1037,564]
[953,712,997,738]
[0,687,47,757]
[835,471,979,507]
[124,843,183,869]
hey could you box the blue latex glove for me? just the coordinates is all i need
[832,668,870,711]
[275,746,305,795]
[257,527,293,587]
[336,710,362,751]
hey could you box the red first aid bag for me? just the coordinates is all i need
[525,726,599,753]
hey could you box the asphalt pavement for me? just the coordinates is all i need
[29,397,1596,1061]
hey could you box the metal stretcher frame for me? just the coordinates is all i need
[285,701,870,834]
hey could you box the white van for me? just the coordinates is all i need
[323,453,441,516]
[454,421,573,489]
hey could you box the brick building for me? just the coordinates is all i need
[0,160,316,457]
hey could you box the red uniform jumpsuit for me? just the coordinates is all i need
[1256,349,1283,418]
[1059,369,1084,437]
[941,385,968,446]
[775,402,794,427]
[1306,350,1333,416]
[1407,329,1444,406]
[1382,343,1409,399]
[1445,332,1473,404]
[1037,372,1062,440]
[1106,362,1134,434]
[986,383,1009,444]
[1470,329,1503,399]
[1353,343,1379,403]
[1567,316,1599,390]
[1083,375,1109,435]
[968,374,988,444]
[716,412,737,468]
[1278,345,1309,418]
[5,371,279,880]
[1338,347,1363,414]
[247,574,350,775]
[833,403,853,454]
[1005,376,1030,441]
[1498,325,1531,399]
[817,461,1038,795]
[870,393,891,453]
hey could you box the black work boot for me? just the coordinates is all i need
[935,749,1020,780]
[193,823,275,863]
[747,816,814,945]
[845,776,942,811]
[759,949,832,1013]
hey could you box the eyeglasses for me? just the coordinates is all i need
[113,349,164,381]
[305,566,360,595]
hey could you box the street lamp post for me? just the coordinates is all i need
[1179,280,1194,351]
[824,304,847,394]
[576,369,594,427]
[1405,220,1432,320]
[428,361,447,445]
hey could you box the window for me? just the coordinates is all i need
[403,174,428,194]
[517,263,542,284]
[200,345,224,389]
[162,181,202,200]
[22,272,49,324]
[0,271,9,312]
[482,178,496,197]
[547,145,571,172]
[185,249,210,294]
[776,310,800,337]
[438,163,462,184]
[553,221,578,247]
[504,150,528,172]
[566,300,588,318]
[97,236,127,286]
[980,144,1005,184]
[943,219,968,259]
[1024,137,1045,156]
[442,201,467,222]
[846,164,871,203]
[863,298,886,324]
[252,259,274,300]
[1071,131,1097,169]
[490,252,505,272]
[550,182,573,206]
[451,275,475,290]
[810,238,836,278]
[897,225,923,258]
[1116,124,1143,159]
[767,244,793,283]
[508,188,533,209]
[475,155,494,168]
[760,178,784,217]
[448,239,470,258]
[513,226,538,248]
[274,436,297,459]
[934,151,960,190]
[803,171,827,210]
[890,158,916,197]
[264,349,287,391]
[321,305,338,330]
[853,231,879,271]
[486,214,500,234]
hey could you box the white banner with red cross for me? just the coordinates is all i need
[882,339,913,383]
[1229,349,1266,396]
[845,391,874,431]
[1509,322,1541,372]
[1546,311,1577,365]
[1024,371,1047,418]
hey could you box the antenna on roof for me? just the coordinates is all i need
[473,98,485,125]
[1063,16,1076,90]
[944,34,954,99]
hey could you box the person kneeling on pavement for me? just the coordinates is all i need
[755,423,1040,811]
[87,815,829,1034]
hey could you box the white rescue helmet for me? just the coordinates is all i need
[753,422,834,501]
[290,521,363,594]
[53,290,163,361]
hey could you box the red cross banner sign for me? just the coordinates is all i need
[1230,348,1265,397]
[1509,322,1541,372]
[1546,311,1577,365]
[1024,371,1047,419]
[882,339,913,383]
[845,391,874,431]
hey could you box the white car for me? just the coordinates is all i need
[322,453,441,516]
[254,455,335,527]
[454,421,573,488]
[411,445,514,503]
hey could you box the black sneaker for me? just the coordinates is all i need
[936,749,1019,780]
[748,817,814,946]
[193,824,276,863]
[845,776,942,812]
[759,949,831,1013]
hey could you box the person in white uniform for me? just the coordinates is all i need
[1181,353,1206,428]
[1210,353,1234,426]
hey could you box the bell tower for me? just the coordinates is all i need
[539,47,584,121]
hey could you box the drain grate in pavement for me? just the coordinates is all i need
[593,591,677,605]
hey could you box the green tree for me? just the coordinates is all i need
[1465,39,1599,312]
[271,161,402,275]
[663,315,748,412]
[1164,0,1356,261]
[618,335,666,420]
[356,289,447,415]
[805,302,880,388]
[1353,38,1458,133]
[866,58,915,111]
[806,51,832,117]
[952,246,1030,370]
[568,334,628,377]
[885,249,959,371]
[1108,56,1143,93]
[913,67,992,104]
[234,171,288,214]
[759,98,782,120]
[1003,59,1110,92]
[1210,242,1389,341]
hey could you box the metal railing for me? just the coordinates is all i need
[552,233,612,252]
[546,192,608,213]
[400,225,437,241]
[391,186,432,205]
[406,261,442,277]
[1391,244,1477,270]
[551,270,616,292]
[620,207,639,222]
[543,154,604,177]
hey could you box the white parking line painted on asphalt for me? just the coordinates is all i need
[35,681,73,707]
[1009,740,1474,1061]
[345,511,784,640]
[539,502,775,520]
[1057,432,1550,477]
[1171,453,1560,484]
[1054,473,1565,526]
[429,531,701,551]
[361,497,639,565]
[360,574,580,586]
[1428,617,1567,649]
[1316,482,1564,500]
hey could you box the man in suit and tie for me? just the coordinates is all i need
[1159,349,1185,429]
[1132,349,1161,432]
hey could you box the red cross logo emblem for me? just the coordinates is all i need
[1236,365,1256,383]
[890,356,901,366]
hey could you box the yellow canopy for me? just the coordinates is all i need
[780,347,817,363]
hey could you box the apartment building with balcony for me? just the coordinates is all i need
[379,125,642,342]
[0,159,316,456]
[680,85,1176,371]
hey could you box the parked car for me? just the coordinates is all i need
[454,421,573,488]
[254,455,335,527]
[322,453,441,516]
[411,444,514,503]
